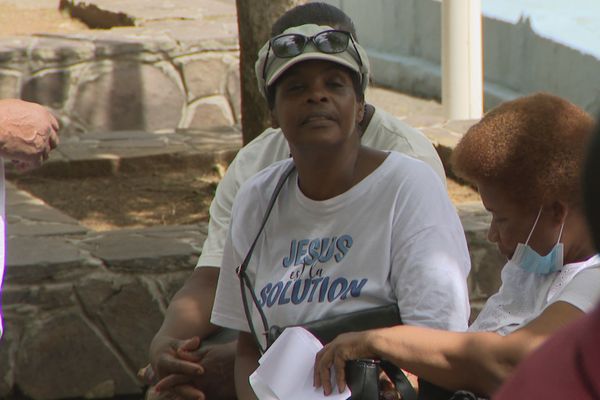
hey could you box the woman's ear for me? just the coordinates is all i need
[270,111,280,129]
[550,200,569,224]
[355,101,365,125]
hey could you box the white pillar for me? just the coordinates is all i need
[442,0,483,120]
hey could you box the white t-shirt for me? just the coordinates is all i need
[469,255,600,335]
[197,108,445,269]
[211,152,471,348]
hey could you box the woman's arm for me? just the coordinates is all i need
[315,301,584,396]
[235,332,261,400]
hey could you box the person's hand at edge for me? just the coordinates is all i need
[0,99,59,171]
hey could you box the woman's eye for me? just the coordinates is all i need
[286,83,304,92]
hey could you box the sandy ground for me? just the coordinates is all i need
[10,165,479,231]
[0,2,90,37]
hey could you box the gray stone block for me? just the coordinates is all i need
[0,72,20,99]
[81,231,200,273]
[421,127,462,150]
[400,114,446,128]
[5,236,99,284]
[0,37,32,65]
[2,284,74,310]
[0,321,19,397]
[142,20,238,46]
[7,202,80,225]
[73,61,185,132]
[15,311,141,400]
[186,95,235,130]
[22,69,71,109]
[457,203,505,301]
[7,220,88,237]
[226,64,241,123]
[180,55,231,100]
[28,37,96,69]
[75,275,164,370]
[5,183,44,206]
[444,119,478,135]
[153,270,192,303]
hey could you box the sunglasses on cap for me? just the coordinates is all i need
[261,29,364,84]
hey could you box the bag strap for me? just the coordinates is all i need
[380,361,418,400]
[237,162,295,353]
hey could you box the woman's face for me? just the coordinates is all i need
[270,60,364,150]
[478,182,563,259]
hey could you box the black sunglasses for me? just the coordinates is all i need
[261,29,364,85]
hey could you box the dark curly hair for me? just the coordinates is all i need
[451,93,595,209]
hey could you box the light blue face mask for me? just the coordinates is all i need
[511,207,565,275]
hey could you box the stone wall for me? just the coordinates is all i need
[0,0,241,137]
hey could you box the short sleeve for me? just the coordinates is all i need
[196,156,241,269]
[554,267,600,313]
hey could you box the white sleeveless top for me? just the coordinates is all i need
[469,254,600,335]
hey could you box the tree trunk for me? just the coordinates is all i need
[235,0,306,145]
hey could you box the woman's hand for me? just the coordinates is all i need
[313,330,379,395]
[0,99,59,170]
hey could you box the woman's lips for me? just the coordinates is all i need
[301,112,336,125]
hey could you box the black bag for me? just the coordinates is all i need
[236,164,417,400]
[267,303,401,346]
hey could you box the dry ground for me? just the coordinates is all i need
[0,3,90,37]
[10,167,479,231]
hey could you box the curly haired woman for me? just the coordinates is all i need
[314,93,600,399]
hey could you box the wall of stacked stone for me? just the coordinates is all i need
[0,31,241,137]
[0,182,208,399]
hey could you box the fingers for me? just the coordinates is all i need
[48,112,59,132]
[158,355,204,377]
[154,337,204,378]
[177,336,201,353]
[154,374,207,400]
[138,364,157,385]
[48,128,59,149]
[171,383,207,400]
[314,347,334,395]
[175,336,208,363]
[177,347,206,363]
[333,356,347,393]
[175,337,204,362]
[155,374,194,392]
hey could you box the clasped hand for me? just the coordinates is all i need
[145,336,236,400]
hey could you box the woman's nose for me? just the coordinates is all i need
[306,82,329,103]
[487,223,499,243]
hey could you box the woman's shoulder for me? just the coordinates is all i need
[236,158,295,199]
[381,151,444,187]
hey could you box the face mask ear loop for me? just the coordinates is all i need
[525,207,544,245]
[556,212,567,245]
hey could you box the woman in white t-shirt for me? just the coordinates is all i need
[208,15,471,400]
[314,93,600,398]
